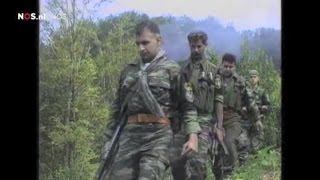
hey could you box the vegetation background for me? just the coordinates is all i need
[39,1,281,179]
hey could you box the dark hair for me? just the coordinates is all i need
[187,31,208,45]
[222,53,236,64]
[135,20,160,36]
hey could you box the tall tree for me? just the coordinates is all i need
[40,1,110,179]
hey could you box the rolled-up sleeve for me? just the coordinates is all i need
[173,66,200,135]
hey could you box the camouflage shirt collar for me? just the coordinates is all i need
[187,57,208,70]
[232,72,240,80]
[252,85,262,93]
[130,49,166,67]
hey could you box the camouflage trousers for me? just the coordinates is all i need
[170,120,214,180]
[248,125,265,153]
[169,132,186,180]
[241,119,265,153]
[238,129,250,165]
[108,123,173,180]
[213,120,249,179]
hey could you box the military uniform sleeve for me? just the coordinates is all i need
[214,73,224,104]
[172,65,201,135]
[242,82,260,121]
[261,89,271,106]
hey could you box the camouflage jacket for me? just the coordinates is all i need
[106,50,201,137]
[251,86,271,114]
[223,73,260,125]
[179,58,223,126]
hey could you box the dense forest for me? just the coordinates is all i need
[39,0,281,179]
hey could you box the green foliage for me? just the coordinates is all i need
[202,148,281,180]
[40,3,281,179]
[207,47,221,66]
[238,41,281,147]
[231,147,281,180]
[40,56,109,180]
[40,1,110,179]
[96,15,137,102]
[45,119,100,180]
[241,28,281,69]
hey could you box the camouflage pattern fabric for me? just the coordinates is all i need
[185,124,213,180]
[237,127,250,165]
[213,120,246,179]
[180,58,223,116]
[106,50,200,137]
[105,50,200,180]
[213,73,258,179]
[252,86,270,111]
[170,58,223,180]
[108,124,173,180]
[169,131,186,180]
[250,86,270,152]
[248,124,265,153]
[170,115,216,180]
[245,85,271,153]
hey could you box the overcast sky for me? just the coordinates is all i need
[40,0,280,31]
[98,0,281,31]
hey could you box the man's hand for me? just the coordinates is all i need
[214,127,225,143]
[255,120,263,132]
[242,107,247,112]
[261,105,268,113]
[181,133,198,157]
[241,107,248,118]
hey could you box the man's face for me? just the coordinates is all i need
[222,61,236,77]
[249,75,259,85]
[135,28,161,62]
[189,39,206,60]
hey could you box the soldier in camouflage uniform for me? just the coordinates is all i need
[242,70,271,153]
[169,31,224,180]
[103,20,201,180]
[213,54,260,180]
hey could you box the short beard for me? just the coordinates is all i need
[141,54,157,63]
[191,54,203,61]
[142,57,152,63]
[223,71,233,78]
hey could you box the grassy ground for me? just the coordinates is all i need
[208,146,281,180]
[230,147,281,180]
[164,146,281,180]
